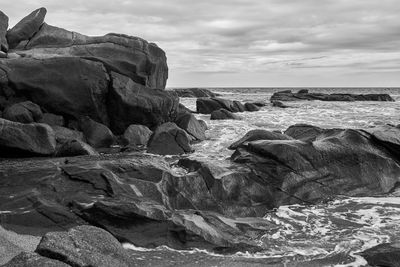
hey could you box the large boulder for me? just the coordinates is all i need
[147,122,192,155]
[210,108,241,120]
[175,112,206,141]
[122,124,152,146]
[3,252,69,267]
[196,98,258,114]
[244,103,260,112]
[6,8,47,49]
[52,126,85,143]
[3,101,43,123]
[79,116,115,148]
[0,11,8,52]
[0,118,56,156]
[0,57,110,125]
[108,72,178,134]
[35,225,133,267]
[231,125,400,207]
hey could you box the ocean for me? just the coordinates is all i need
[127,87,400,266]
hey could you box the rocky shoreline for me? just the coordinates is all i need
[1,7,399,267]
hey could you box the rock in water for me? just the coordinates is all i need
[175,112,206,141]
[108,72,178,134]
[147,122,192,155]
[0,11,8,52]
[79,116,115,148]
[244,102,260,112]
[123,124,152,146]
[0,118,56,156]
[271,100,289,108]
[3,101,43,123]
[210,108,241,120]
[35,225,132,267]
[173,88,219,98]
[229,129,292,150]
[359,242,400,267]
[3,252,70,267]
[6,8,47,49]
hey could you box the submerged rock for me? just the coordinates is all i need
[210,108,241,120]
[0,118,56,156]
[6,8,47,49]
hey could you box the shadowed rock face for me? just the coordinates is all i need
[359,242,400,267]
[0,11,8,52]
[196,98,260,114]
[270,90,395,102]
[231,125,400,207]
[3,251,70,267]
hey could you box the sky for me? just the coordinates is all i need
[2,0,400,87]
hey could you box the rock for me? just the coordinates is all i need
[108,72,178,134]
[210,109,241,120]
[1,57,110,125]
[35,225,133,267]
[0,50,6,58]
[358,242,400,267]
[3,101,43,123]
[52,126,85,143]
[271,100,289,108]
[20,23,168,89]
[228,129,293,150]
[79,116,115,148]
[173,88,219,98]
[231,125,400,207]
[232,101,246,112]
[0,11,8,52]
[0,118,56,156]
[297,89,309,94]
[3,252,69,267]
[56,139,98,157]
[249,101,267,107]
[196,97,256,114]
[244,102,260,112]
[6,8,47,49]
[147,122,192,155]
[175,112,206,141]
[198,120,208,130]
[40,113,64,127]
[270,90,395,102]
[122,124,152,146]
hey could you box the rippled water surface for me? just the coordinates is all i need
[133,88,400,266]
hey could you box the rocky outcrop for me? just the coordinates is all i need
[0,11,8,52]
[359,242,400,267]
[270,90,395,102]
[0,118,56,156]
[196,98,261,114]
[147,122,192,155]
[108,72,179,134]
[173,88,220,98]
[3,101,43,123]
[6,8,47,49]
[122,124,152,146]
[210,108,241,120]
[231,125,400,207]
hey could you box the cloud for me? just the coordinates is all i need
[2,0,400,86]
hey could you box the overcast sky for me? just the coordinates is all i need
[3,0,400,87]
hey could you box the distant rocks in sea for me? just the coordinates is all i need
[271,89,395,102]
[196,97,260,114]
[173,88,220,98]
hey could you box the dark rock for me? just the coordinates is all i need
[231,125,400,207]
[0,11,8,52]
[297,89,309,94]
[232,101,246,112]
[196,98,256,114]
[35,225,132,267]
[3,101,43,123]
[108,72,179,134]
[147,122,192,155]
[79,116,115,148]
[1,57,110,125]
[358,242,400,267]
[0,118,56,156]
[271,100,289,108]
[56,139,98,157]
[270,90,395,102]
[6,8,47,49]
[123,124,152,146]
[249,101,267,107]
[3,252,69,267]
[244,102,260,112]
[198,120,208,131]
[40,113,64,127]
[229,129,292,150]
[210,109,241,120]
[52,126,85,143]
[21,23,168,89]
[0,51,6,58]
[173,88,219,98]
[175,112,206,141]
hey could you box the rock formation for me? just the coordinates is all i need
[196,97,261,114]
[173,88,220,98]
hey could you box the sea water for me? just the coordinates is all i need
[126,88,400,266]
